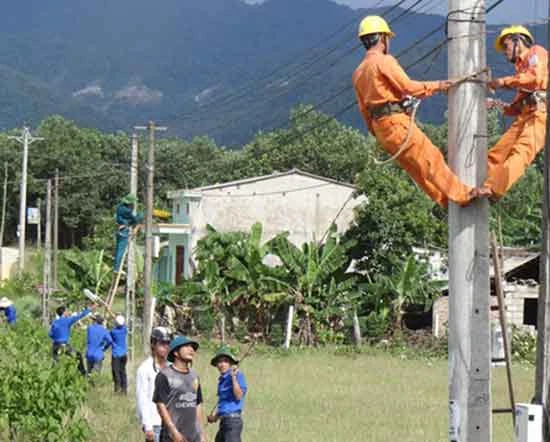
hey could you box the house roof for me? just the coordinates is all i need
[167,169,358,199]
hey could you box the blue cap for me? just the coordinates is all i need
[168,336,199,362]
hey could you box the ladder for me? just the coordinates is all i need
[489,232,516,427]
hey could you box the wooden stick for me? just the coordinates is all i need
[490,232,516,427]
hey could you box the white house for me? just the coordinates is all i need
[154,169,366,285]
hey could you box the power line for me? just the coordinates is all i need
[171,0,429,124]
[176,0,436,133]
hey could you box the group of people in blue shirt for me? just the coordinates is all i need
[1,296,247,441]
[48,303,129,393]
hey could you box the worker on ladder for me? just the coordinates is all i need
[114,194,143,273]
[483,25,548,199]
[352,16,486,208]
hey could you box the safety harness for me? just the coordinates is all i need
[368,96,421,165]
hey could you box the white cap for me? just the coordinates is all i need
[115,315,125,326]
[0,297,13,308]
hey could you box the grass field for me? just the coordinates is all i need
[85,347,534,442]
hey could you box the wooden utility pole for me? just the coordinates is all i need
[9,127,44,272]
[535,8,550,436]
[42,179,52,326]
[447,1,491,441]
[126,132,139,360]
[135,122,166,355]
[53,169,59,289]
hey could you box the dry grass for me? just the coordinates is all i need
[85,349,534,442]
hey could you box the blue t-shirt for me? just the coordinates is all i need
[48,308,91,344]
[86,323,113,362]
[3,305,16,324]
[110,325,128,358]
[217,370,247,416]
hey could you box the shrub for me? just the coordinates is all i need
[0,319,90,441]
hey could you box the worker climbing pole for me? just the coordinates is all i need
[482,25,548,199]
[106,194,143,309]
[352,15,488,209]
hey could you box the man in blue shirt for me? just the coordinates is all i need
[110,314,128,394]
[207,347,247,442]
[0,297,16,325]
[49,304,95,368]
[86,314,113,375]
[114,194,143,272]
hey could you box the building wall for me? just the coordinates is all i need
[504,282,538,334]
[177,174,366,265]
[433,282,539,337]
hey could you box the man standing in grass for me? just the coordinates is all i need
[110,314,128,394]
[49,304,95,371]
[153,336,206,442]
[85,314,113,374]
[207,347,247,442]
[137,327,172,442]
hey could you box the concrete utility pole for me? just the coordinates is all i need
[42,179,52,326]
[447,1,491,441]
[36,198,42,249]
[9,127,44,272]
[135,122,166,355]
[535,8,550,437]
[0,162,8,249]
[126,132,139,360]
[53,169,59,289]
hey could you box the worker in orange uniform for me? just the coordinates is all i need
[353,16,483,208]
[482,26,547,200]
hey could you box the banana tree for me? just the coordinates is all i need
[369,255,445,331]
[59,248,111,301]
[266,226,355,345]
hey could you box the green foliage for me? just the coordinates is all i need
[346,163,446,278]
[511,325,537,364]
[58,248,111,301]
[365,255,444,332]
[0,319,90,441]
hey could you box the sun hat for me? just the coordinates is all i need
[168,336,199,362]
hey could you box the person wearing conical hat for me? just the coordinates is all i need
[113,194,143,272]
[207,346,247,442]
[481,25,548,199]
[0,297,16,325]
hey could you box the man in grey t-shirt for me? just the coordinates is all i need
[153,336,205,442]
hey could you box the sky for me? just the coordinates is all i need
[243,0,548,25]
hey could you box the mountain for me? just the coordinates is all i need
[0,0,525,145]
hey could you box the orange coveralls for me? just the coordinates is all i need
[485,45,548,198]
[353,51,472,207]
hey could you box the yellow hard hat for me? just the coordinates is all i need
[358,16,395,39]
[495,25,534,52]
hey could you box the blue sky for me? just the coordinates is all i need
[244,0,548,25]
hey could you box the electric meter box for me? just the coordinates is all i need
[515,403,542,442]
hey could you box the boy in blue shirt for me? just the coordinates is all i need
[49,304,95,365]
[207,347,247,442]
[110,314,128,394]
[86,314,113,374]
[0,297,16,324]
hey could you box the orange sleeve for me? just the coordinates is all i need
[502,48,547,90]
[353,78,374,134]
[379,55,441,98]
